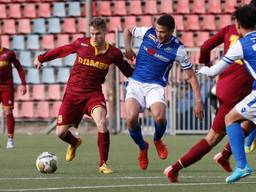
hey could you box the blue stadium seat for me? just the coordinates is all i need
[48,58,63,67]
[12,68,21,84]
[118,32,124,48]
[27,68,40,84]
[42,68,55,84]
[19,51,32,67]
[27,35,40,50]
[32,18,46,34]
[12,35,25,50]
[47,18,61,33]
[57,67,70,83]
[52,2,66,17]
[67,2,81,16]
[63,54,76,66]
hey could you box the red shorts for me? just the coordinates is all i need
[0,87,14,107]
[57,92,106,127]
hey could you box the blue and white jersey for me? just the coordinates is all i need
[222,31,256,89]
[130,27,192,87]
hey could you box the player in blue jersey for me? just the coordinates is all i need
[124,14,204,170]
[198,4,256,183]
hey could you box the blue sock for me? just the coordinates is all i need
[128,124,146,150]
[226,122,246,169]
[245,128,256,147]
[154,121,167,141]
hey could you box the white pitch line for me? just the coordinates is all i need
[1,181,256,192]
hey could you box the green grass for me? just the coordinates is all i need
[0,134,255,192]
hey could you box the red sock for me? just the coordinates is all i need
[60,131,78,146]
[6,114,15,138]
[173,139,211,172]
[98,131,110,166]
[221,143,232,159]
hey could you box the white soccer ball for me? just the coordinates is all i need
[36,152,58,174]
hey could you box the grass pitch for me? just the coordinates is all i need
[0,134,255,192]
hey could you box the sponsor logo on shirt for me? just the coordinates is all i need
[148,34,156,41]
[78,56,108,70]
[143,46,170,62]
[164,47,172,53]
[0,61,9,67]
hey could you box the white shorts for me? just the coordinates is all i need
[125,79,166,111]
[235,90,256,124]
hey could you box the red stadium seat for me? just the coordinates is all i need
[1,35,10,48]
[17,19,31,34]
[218,14,232,29]
[173,15,184,30]
[193,0,206,14]
[78,17,87,33]
[56,34,70,47]
[2,19,16,34]
[144,0,158,15]
[138,16,153,27]
[105,33,115,45]
[82,1,97,16]
[0,4,7,18]
[20,101,34,118]
[186,15,200,30]
[202,15,216,30]
[196,31,210,47]
[129,0,142,15]
[181,32,195,47]
[31,85,45,101]
[8,3,21,18]
[97,1,112,16]
[15,85,30,101]
[108,17,122,32]
[176,0,190,13]
[23,3,37,18]
[124,16,137,29]
[224,0,237,13]
[35,101,50,119]
[208,0,222,13]
[47,84,62,100]
[159,0,173,14]
[113,0,127,16]
[41,34,55,50]
[49,101,61,118]
[71,33,84,42]
[63,18,77,34]
[38,3,51,18]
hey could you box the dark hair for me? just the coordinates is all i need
[156,14,175,32]
[89,17,107,30]
[233,5,256,29]
[250,0,256,7]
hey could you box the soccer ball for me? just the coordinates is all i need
[36,152,58,174]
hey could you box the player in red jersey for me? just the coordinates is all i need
[33,18,133,173]
[0,38,27,149]
[164,0,256,183]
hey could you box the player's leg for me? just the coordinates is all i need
[2,89,15,149]
[225,98,255,183]
[244,128,256,153]
[56,94,84,161]
[125,80,149,170]
[150,102,168,160]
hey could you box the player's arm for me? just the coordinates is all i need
[176,45,204,120]
[114,50,134,78]
[124,27,149,60]
[198,41,243,77]
[12,52,27,95]
[33,40,79,69]
[199,26,227,66]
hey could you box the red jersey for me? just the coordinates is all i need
[199,25,253,107]
[38,37,133,96]
[0,47,26,90]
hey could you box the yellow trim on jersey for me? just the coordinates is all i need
[229,35,243,65]
[0,47,3,52]
[90,39,110,55]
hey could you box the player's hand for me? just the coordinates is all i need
[19,85,27,96]
[194,101,204,121]
[197,66,212,77]
[33,57,43,69]
[125,49,136,62]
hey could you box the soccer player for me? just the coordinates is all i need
[198,4,256,183]
[33,18,133,174]
[164,0,256,183]
[0,37,27,149]
[244,128,256,153]
[124,14,204,170]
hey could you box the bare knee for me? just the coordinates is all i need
[95,119,108,133]
[56,126,69,138]
[126,113,139,129]
[154,116,166,126]
[204,129,224,146]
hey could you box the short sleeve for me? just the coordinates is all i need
[131,27,150,39]
[175,45,193,70]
